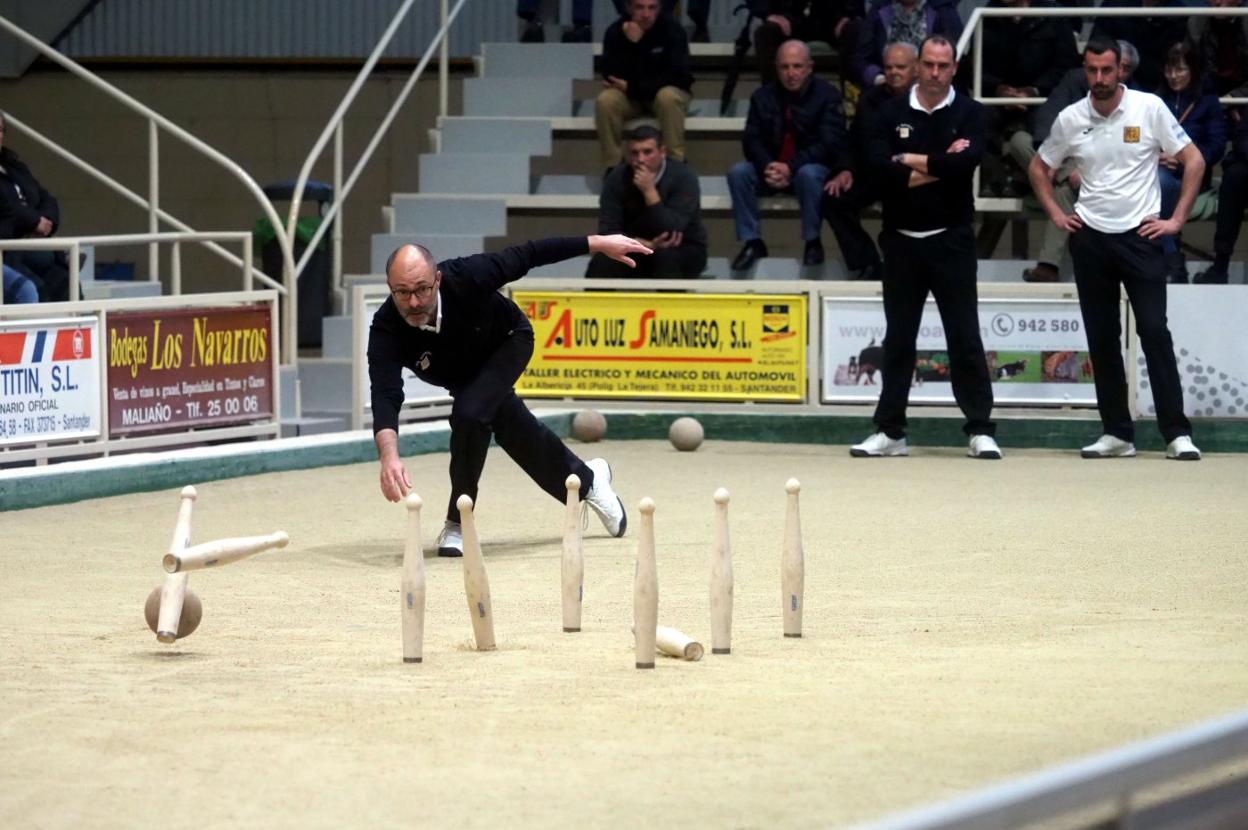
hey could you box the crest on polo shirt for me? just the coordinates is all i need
[418,351,432,371]
[896,122,913,139]
[1123,126,1140,143]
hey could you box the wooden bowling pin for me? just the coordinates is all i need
[561,474,584,633]
[401,493,427,663]
[156,486,196,643]
[634,497,658,670]
[782,478,805,638]
[163,531,289,573]
[656,625,703,661]
[457,494,496,651]
[709,487,733,655]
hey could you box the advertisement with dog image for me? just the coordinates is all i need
[821,297,1104,406]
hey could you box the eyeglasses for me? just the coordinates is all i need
[390,283,436,301]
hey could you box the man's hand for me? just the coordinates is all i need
[33,217,53,237]
[379,457,411,502]
[604,75,628,93]
[1049,211,1084,233]
[764,161,791,189]
[622,20,644,42]
[1158,152,1180,171]
[765,14,792,36]
[947,138,970,154]
[589,234,653,267]
[1139,215,1182,240]
[632,165,659,196]
[651,230,683,249]
[824,170,854,196]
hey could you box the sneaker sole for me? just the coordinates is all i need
[437,547,463,558]
[849,449,908,457]
[969,451,1002,460]
[1167,452,1201,461]
[1080,450,1136,459]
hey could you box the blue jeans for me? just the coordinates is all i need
[727,160,829,242]
[1158,165,1182,255]
[3,265,38,304]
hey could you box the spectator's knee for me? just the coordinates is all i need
[653,86,687,112]
[794,164,827,191]
[728,160,755,185]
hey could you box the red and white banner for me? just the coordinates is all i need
[0,318,102,446]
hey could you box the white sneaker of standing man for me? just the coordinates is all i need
[436,520,464,557]
[1080,435,1137,459]
[967,434,1003,459]
[849,432,908,457]
[584,458,627,537]
[1165,435,1201,461]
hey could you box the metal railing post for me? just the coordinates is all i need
[171,241,182,295]
[243,234,254,291]
[70,240,80,301]
[148,118,160,284]
[440,0,450,119]
[334,121,344,291]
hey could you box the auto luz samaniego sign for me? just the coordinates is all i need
[106,304,274,436]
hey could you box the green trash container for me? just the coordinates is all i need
[253,214,331,349]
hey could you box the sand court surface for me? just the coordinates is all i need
[1,439,1245,828]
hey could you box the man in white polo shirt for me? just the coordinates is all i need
[1028,38,1204,461]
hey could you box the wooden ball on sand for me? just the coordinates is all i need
[571,409,607,442]
[144,585,203,640]
[668,417,704,452]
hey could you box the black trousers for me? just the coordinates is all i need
[1213,155,1248,262]
[1069,226,1191,443]
[823,184,882,273]
[446,331,592,523]
[874,226,996,438]
[585,245,706,279]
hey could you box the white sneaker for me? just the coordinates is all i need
[1166,435,1202,461]
[584,458,627,537]
[968,434,1003,459]
[436,521,463,557]
[849,432,908,457]
[1080,435,1136,458]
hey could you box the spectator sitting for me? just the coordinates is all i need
[1021,40,1140,281]
[981,0,1080,196]
[517,0,596,43]
[1090,0,1188,92]
[729,39,850,271]
[749,1,866,85]
[822,41,919,280]
[596,0,693,175]
[586,125,707,278]
[3,264,37,304]
[1155,40,1227,283]
[852,0,962,90]
[1188,0,1248,96]
[0,111,68,302]
[1196,104,1248,282]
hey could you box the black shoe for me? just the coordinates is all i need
[691,25,711,43]
[803,239,825,266]
[561,23,591,42]
[1022,262,1059,283]
[731,239,768,271]
[1194,265,1229,284]
[520,20,544,42]
[850,262,882,281]
[1165,250,1187,283]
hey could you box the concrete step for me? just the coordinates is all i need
[533,173,730,197]
[296,357,353,414]
[437,117,553,156]
[463,77,573,117]
[574,97,741,119]
[419,153,531,195]
[321,314,353,360]
[278,364,299,420]
[480,42,594,79]
[370,233,487,274]
[392,195,508,236]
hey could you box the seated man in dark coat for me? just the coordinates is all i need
[587,125,707,279]
[0,111,68,302]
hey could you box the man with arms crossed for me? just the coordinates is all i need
[369,235,649,555]
[1029,38,1204,460]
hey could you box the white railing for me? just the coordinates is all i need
[0,14,298,361]
[283,0,467,295]
[0,232,267,306]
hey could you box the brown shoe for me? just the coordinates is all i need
[1023,263,1059,282]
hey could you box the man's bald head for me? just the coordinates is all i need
[386,244,441,328]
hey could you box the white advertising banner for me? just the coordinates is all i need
[1135,285,1248,419]
[821,297,1101,406]
[0,317,101,446]
[360,296,451,411]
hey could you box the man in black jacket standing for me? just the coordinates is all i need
[596,0,693,174]
[728,39,850,269]
[369,234,648,555]
[850,36,1001,459]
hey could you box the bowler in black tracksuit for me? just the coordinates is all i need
[863,37,996,442]
[368,236,642,527]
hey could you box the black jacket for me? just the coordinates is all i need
[981,0,1079,98]
[599,158,707,248]
[0,149,59,239]
[601,13,693,102]
[866,90,985,232]
[743,77,851,175]
[367,237,586,433]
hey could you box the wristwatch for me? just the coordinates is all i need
[892,153,906,164]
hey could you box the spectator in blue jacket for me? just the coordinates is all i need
[852,0,962,89]
[728,39,850,270]
[1156,40,1227,282]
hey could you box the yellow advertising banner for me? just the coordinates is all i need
[512,291,807,402]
